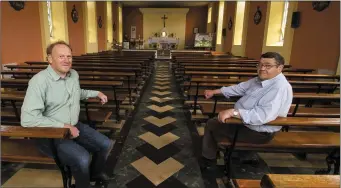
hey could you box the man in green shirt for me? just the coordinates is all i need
[21,41,114,188]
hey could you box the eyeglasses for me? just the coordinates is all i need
[256,63,279,70]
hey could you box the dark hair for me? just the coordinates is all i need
[260,52,285,65]
[46,41,72,56]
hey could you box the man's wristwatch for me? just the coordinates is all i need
[233,109,239,117]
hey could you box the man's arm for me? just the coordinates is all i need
[220,78,255,98]
[238,87,290,125]
[205,78,255,99]
[21,79,64,128]
[80,89,99,100]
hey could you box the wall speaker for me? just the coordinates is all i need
[291,11,301,28]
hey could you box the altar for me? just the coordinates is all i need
[148,37,179,50]
[148,37,179,45]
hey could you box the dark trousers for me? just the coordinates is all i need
[36,122,114,188]
[202,118,275,159]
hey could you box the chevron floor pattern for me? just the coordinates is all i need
[110,61,204,188]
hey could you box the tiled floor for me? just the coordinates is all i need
[2,168,64,188]
[110,61,205,187]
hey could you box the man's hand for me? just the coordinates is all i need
[64,124,79,138]
[97,92,108,105]
[204,90,215,99]
[218,109,235,123]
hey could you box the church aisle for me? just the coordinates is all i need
[110,61,205,188]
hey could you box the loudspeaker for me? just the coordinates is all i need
[291,11,301,28]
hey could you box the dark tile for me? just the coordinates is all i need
[148,100,176,106]
[158,177,189,188]
[126,175,155,188]
[126,175,188,188]
[142,123,177,136]
[136,143,181,164]
[147,110,175,119]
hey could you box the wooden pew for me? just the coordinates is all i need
[5,65,141,75]
[234,174,340,188]
[233,179,261,188]
[1,71,137,105]
[185,89,339,116]
[25,62,143,68]
[184,78,339,100]
[173,60,260,70]
[260,174,340,188]
[182,66,314,74]
[188,77,339,91]
[0,92,113,124]
[173,57,254,61]
[218,118,340,181]
[1,79,125,122]
[185,71,340,81]
[1,125,73,187]
[176,62,292,68]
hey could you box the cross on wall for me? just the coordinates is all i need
[161,14,168,28]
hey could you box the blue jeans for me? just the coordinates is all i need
[36,122,113,188]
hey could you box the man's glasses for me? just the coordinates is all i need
[256,63,279,70]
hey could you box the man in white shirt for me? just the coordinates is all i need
[201,52,293,169]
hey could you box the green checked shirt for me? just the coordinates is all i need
[21,65,99,128]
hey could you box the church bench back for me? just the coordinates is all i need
[185,71,339,81]
[260,174,340,188]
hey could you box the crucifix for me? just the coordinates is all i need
[161,14,168,27]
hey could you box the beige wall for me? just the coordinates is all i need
[140,8,189,49]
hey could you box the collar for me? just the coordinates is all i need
[47,65,71,81]
[258,73,284,87]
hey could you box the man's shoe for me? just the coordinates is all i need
[239,152,260,166]
[199,157,218,171]
[90,173,114,183]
